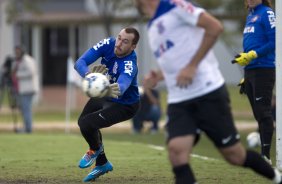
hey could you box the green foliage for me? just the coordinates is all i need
[5,0,40,23]
[195,0,223,9]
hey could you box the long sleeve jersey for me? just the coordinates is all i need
[74,37,140,104]
[243,4,276,69]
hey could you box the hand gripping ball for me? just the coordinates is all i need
[82,73,110,98]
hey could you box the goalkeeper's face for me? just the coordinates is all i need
[114,29,136,58]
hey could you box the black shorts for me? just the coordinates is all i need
[79,98,140,129]
[166,85,240,148]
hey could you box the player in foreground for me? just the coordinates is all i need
[134,0,282,183]
[74,27,140,182]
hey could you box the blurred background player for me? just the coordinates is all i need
[132,85,161,134]
[231,0,275,164]
[134,0,282,184]
[12,46,39,133]
[74,27,140,182]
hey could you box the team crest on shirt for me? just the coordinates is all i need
[251,15,259,22]
[157,21,165,34]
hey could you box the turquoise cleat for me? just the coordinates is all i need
[78,145,104,169]
[83,161,113,182]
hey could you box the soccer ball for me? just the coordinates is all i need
[81,73,110,98]
[246,131,261,148]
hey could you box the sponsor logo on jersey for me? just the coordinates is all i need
[267,11,275,29]
[243,26,255,33]
[93,38,111,50]
[154,40,174,58]
[124,61,133,76]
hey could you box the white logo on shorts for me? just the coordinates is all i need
[255,97,263,101]
[99,113,106,120]
[222,135,232,144]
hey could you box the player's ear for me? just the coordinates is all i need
[131,44,136,50]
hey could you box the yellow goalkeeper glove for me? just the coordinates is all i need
[231,50,257,66]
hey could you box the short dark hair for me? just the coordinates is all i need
[15,45,26,54]
[124,27,140,45]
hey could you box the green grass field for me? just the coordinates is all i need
[0,130,276,184]
[0,85,276,183]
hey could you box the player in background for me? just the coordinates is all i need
[74,27,140,182]
[134,0,282,184]
[231,0,275,165]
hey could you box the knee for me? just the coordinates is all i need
[254,106,272,122]
[77,116,83,128]
[167,138,193,165]
[224,153,245,166]
[78,117,91,132]
[168,139,189,157]
[168,143,182,155]
[221,143,246,166]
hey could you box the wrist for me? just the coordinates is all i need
[249,50,257,59]
[84,71,90,77]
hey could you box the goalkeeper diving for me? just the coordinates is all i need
[74,27,140,182]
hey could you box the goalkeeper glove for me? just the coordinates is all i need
[106,83,120,98]
[231,50,257,66]
[237,78,245,94]
[92,64,108,74]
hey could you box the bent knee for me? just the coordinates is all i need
[220,143,246,166]
[168,143,183,155]
[78,117,92,131]
[225,154,245,166]
[77,117,84,128]
[167,136,194,155]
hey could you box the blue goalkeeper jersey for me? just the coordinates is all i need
[74,37,140,105]
[243,3,275,69]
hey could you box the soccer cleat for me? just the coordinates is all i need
[83,161,113,182]
[78,145,104,169]
[263,155,272,166]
